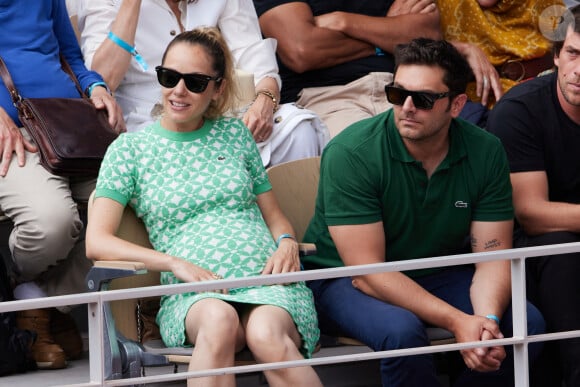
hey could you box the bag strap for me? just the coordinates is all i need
[0,55,23,107]
[59,55,87,98]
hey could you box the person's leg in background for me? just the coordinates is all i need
[308,277,441,387]
[0,129,92,369]
[516,230,580,387]
[296,72,394,138]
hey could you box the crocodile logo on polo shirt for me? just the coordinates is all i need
[455,201,469,208]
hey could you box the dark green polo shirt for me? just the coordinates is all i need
[302,109,513,277]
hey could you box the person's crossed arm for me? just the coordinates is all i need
[256,0,440,73]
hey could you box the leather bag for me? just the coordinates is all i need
[0,55,118,176]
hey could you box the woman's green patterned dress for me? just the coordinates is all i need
[95,118,319,357]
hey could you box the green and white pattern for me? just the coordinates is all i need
[95,118,319,357]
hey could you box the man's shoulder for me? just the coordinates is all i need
[488,72,557,135]
[497,72,555,106]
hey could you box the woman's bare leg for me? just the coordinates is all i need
[242,305,322,387]
[184,298,245,387]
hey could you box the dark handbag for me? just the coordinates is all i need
[0,55,118,176]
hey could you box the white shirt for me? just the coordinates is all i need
[77,0,280,132]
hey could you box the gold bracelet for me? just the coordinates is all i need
[255,89,279,112]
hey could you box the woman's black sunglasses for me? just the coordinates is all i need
[155,66,222,93]
[385,83,449,110]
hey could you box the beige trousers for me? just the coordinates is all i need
[0,128,94,298]
[296,72,394,138]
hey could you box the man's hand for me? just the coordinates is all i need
[387,0,438,17]
[0,107,37,177]
[314,12,348,32]
[453,314,506,372]
[90,87,126,133]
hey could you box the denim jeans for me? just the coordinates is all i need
[307,265,545,387]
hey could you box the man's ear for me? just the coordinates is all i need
[450,93,468,118]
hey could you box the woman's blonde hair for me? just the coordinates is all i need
[162,26,237,119]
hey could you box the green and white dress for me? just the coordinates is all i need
[95,118,319,357]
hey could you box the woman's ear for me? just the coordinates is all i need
[212,78,226,102]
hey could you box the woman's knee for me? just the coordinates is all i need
[244,307,301,360]
[186,300,240,349]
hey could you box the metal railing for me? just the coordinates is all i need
[2,242,580,386]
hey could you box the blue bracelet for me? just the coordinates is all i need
[485,314,500,325]
[276,233,296,246]
[107,31,148,71]
[86,81,109,97]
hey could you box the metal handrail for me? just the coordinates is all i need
[2,242,580,386]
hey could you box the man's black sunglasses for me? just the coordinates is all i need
[385,83,449,110]
[155,66,222,93]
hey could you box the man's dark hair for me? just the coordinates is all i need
[393,38,473,100]
[553,5,580,57]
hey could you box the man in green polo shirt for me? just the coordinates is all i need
[302,38,545,387]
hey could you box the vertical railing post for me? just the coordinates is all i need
[88,298,105,385]
[511,255,529,387]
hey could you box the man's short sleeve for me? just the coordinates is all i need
[320,142,383,226]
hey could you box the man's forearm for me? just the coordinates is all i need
[317,12,441,54]
[517,201,580,235]
[470,261,511,320]
[353,271,467,332]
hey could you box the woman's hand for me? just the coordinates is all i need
[242,94,274,143]
[169,257,228,294]
[0,107,37,177]
[261,239,300,275]
[90,86,127,133]
[452,41,503,105]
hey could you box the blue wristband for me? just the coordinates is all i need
[276,233,296,246]
[485,314,500,325]
[86,81,109,97]
[107,31,148,71]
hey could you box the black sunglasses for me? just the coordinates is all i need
[385,84,449,110]
[155,66,222,93]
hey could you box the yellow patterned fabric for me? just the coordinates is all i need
[438,0,563,100]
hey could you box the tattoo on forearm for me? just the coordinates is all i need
[484,239,501,250]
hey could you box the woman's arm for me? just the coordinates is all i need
[79,0,142,91]
[256,190,300,274]
[86,196,218,283]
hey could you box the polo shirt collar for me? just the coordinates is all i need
[385,110,467,167]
